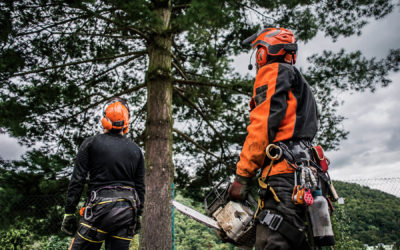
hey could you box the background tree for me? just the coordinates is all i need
[331,181,400,248]
[0,0,399,248]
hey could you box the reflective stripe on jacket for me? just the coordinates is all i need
[236,62,318,178]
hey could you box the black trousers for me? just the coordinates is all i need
[69,199,136,250]
[255,173,311,250]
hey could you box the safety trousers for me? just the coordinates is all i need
[69,198,136,250]
[255,173,311,250]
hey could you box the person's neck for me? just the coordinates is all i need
[104,129,124,135]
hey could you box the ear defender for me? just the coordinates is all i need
[284,53,297,65]
[123,127,129,134]
[101,117,113,130]
[256,47,268,68]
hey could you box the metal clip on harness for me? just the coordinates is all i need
[260,210,283,231]
[84,206,93,220]
[255,144,283,218]
[83,190,98,220]
[265,144,283,162]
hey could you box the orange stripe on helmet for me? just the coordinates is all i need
[250,28,297,65]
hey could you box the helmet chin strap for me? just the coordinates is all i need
[248,49,256,71]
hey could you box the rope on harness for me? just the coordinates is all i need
[254,144,282,219]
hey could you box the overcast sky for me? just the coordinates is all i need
[1,6,399,183]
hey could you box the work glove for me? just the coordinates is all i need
[228,175,252,201]
[134,208,143,235]
[61,214,77,236]
[134,216,142,235]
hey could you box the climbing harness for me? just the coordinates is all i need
[255,144,282,218]
[74,185,140,245]
[82,185,140,221]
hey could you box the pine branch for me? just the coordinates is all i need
[12,51,147,77]
[130,102,147,128]
[80,52,147,87]
[172,4,191,10]
[171,52,189,80]
[79,7,149,41]
[172,62,188,80]
[43,53,145,114]
[49,31,141,40]
[234,2,277,21]
[174,78,250,96]
[16,15,89,36]
[173,87,224,140]
[172,128,219,159]
[12,2,68,10]
[46,83,146,125]
[173,87,235,160]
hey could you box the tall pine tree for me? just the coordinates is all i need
[1,0,399,248]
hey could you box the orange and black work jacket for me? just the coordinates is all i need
[236,62,318,179]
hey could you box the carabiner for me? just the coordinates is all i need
[266,144,283,161]
[84,206,93,221]
[89,190,97,203]
[294,161,305,169]
[300,167,306,187]
[309,168,318,188]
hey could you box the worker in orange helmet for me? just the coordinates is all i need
[61,97,145,250]
[228,28,318,249]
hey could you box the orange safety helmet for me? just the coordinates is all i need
[243,27,297,68]
[101,97,130,134]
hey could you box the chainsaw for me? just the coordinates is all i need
[172,180,257,249]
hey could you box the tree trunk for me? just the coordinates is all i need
[141,0,173,249]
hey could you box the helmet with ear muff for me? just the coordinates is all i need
[255,46,268,68]
[243,27,297,68]
[101,97,130,134]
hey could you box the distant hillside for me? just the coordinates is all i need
[333,181,400,246]
[174,182,400,249]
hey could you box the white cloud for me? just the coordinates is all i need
[0,134,27,160]
[327,72,400,179]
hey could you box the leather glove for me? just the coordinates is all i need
[228,175,252,201]
[61,214,77,236]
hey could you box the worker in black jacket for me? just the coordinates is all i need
[61,97,145,250]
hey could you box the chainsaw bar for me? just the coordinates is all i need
[172,200,221,230]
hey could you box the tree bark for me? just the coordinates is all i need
[141,0,173,249]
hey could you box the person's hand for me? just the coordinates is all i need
[228,175,252,201]
[134,216,142,234]
[61,214,77,236]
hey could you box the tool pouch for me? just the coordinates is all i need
[311,145,329,172]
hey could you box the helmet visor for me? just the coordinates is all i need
[268,43,298,55]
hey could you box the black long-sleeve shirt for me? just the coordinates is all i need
[65,132,145,213]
